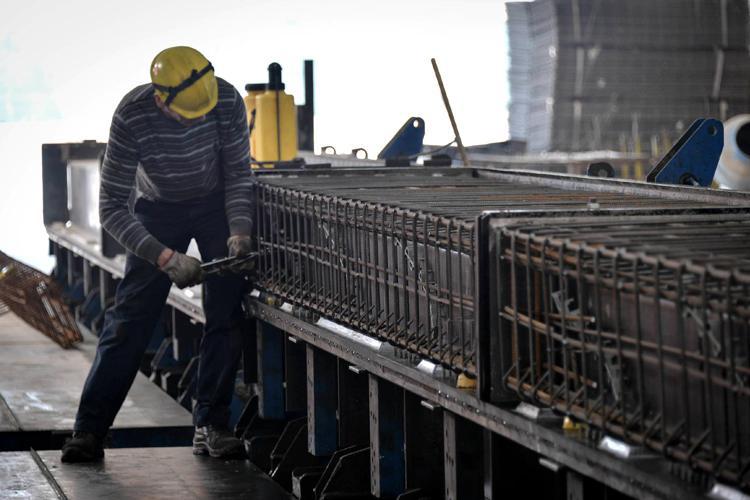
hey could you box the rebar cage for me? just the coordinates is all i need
[254,167,746,376]
[492,213,750,488]
[256,182,478,373]
[0,251,81,348]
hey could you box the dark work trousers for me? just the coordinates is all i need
[74,193,246,437]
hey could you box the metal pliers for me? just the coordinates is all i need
[201,252,258,278]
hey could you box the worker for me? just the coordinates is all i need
[61,46,254,462]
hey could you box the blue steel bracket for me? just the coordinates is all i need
[377,117,425,160]
[646,118,723,186]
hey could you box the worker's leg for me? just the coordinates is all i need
[192,202,246,429]
[74,211,189,437]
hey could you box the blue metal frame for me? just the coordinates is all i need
[647,118,724,186]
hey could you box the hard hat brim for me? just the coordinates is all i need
[167,77,219,119]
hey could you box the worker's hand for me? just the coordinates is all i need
[160,251,204,288]
[227,235,256,274]
[227,235,253,257]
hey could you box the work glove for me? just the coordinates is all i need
[227,235,253,257]
[226,235,256,273]
[160,252,204,289]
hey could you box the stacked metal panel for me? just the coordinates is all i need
[492,212,750,488]
[507,0,750,153]
[507,2,533,142]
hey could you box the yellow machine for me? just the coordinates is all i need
[243,83,266,160]
[252,63,298,163]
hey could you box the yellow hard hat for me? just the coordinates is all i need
[150,46,218,119]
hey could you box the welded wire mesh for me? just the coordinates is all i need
[256,185,477,373]
[494,214,750,488]
[254,168,743,375]
[0,251,81,348]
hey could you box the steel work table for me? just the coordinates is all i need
[0,447,293,499]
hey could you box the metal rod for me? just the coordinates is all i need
[431,58,470,167]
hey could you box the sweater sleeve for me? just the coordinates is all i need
[99,113,166,264]
[220,89,255,236]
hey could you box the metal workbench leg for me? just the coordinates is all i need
[444,412,483,500]
[337,361,369,448]
[98,271,117,311]
[404,392,444,497]
[257,321,285,419]
[306,344,337,456]
[284,336,306,415]
[369,374,405,498]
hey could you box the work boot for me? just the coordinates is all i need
[192,425,244,458]
[61,431,104,463]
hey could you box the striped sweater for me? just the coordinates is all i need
[99,78,254,264]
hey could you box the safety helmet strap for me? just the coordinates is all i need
[153,62,214,107]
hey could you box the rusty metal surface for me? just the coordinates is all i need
[492,212,750,489]
[0,251,81,348]
[255,168,750,376]
[257,182,477,374]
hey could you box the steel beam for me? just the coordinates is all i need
[443,412,482,500]
[337,360,369,448]
[284,336,306,414]
[404,392,443,497]
[251,301,706,500]
[257,321,286,419]
[306,345,337,456]
[369,374,405,498]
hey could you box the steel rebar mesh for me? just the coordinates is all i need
[0,251,82,348]
[495,213,750,489]
[256,184,477,373]
[255,168,738,376]
[257,170,723,216]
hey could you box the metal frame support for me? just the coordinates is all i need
[41,144,69,226]
[284,336,306,414]
[369,374,405,498]
[444,412,483,500]
[257,321,286,419]
[241,318,258,385]
[82,260,97,296]
[483,429,499,500]
[474,213,495,401]
[337,361,369,448]
[306,344,337,456]
[404,392,444,496]
[65,252,76,289]
[297,59,314,151]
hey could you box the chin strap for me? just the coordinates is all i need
[153,62,214,107]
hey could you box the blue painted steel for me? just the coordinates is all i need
[306,345,337,456]
[646,118,724,186]
[377,117,425,160]
[369,374,405,497]
[258,321,286,419]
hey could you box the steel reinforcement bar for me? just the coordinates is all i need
[491,212,750,489]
